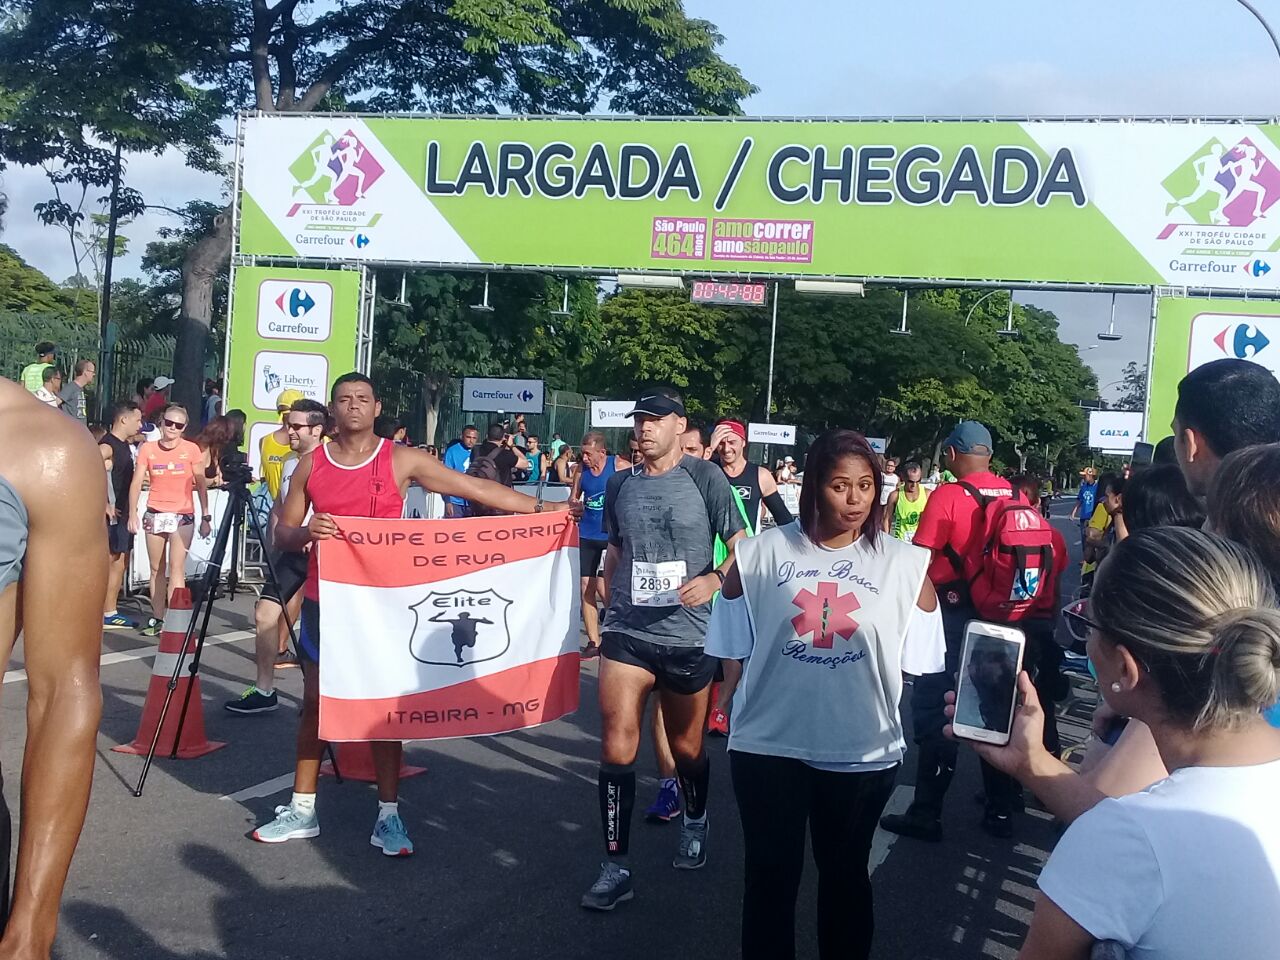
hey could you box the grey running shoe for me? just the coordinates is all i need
[580,861,634,911]
[253,804,319,843]
[673,816,708,870]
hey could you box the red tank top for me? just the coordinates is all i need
[304,438,403,600]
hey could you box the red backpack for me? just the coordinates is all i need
[957,481,1056,623]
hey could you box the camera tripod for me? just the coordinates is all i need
[132,475,342,796]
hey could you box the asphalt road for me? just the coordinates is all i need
[2,499,1092,960]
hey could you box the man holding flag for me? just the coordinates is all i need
[252,372,573,857]
[582,386,746,910]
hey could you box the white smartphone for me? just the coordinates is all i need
[951,620,1026,746]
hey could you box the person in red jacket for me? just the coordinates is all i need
[880,421,1018,841]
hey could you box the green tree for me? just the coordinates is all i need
[373,271,600,444]
[0,0,227,308]
[0,243,96,321]
[1114,360,1147,412]
[25,0,748,413]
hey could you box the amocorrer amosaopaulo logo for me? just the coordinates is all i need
[1161,134,1280,282]
[286,128,384,252]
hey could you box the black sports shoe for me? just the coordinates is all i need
[981,809,1014,839]
[879,810,942,843]
[224,687,279,715]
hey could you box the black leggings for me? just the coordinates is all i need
[730,751,897,960]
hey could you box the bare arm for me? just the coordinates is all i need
[512,447,530,472]
[1017,894,1094,960]
[947,673,1106,825]
[601,543,620,608]
[7,416,105,955]
[714,563,747,708]
[398,447,567,515]
[274,452,320,553]
[679,529,745,607]
[126,450,147,534]
[194,458,210,537]
[884,489,898,532]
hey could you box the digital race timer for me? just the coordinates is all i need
[689,281,768,306]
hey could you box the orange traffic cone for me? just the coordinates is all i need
[320,742,426,782]
[113,588,227,759]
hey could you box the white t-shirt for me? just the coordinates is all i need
[1038,759,1280,960]
[879,471,900,505]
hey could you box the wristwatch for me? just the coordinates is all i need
[202,514,212,522]
[712,569,726,584]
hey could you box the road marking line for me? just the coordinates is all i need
[869,784,913,875]
[220,773,295,803]
[3,630,254,685]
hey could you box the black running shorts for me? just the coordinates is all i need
[259,551,309,606]
[579,538,608,578]
[601,631,717,695]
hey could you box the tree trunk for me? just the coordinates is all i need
[1014,443,1027,472]
[421,372,448,446]
[172,207,232,415]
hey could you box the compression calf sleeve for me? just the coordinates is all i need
[763,491,794,525]
[675,752,711,820]
[598,764,635,860]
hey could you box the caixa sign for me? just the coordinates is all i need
[1100,428,1131,437]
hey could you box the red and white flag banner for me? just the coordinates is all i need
[317,514,581,742]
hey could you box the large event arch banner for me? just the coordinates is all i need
[238,114,1280,291]
[1149,295,1280,441]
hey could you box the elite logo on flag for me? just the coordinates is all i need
[409,589,512,667]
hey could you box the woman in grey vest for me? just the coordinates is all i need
[707,429,945,960]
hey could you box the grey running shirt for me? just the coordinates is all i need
[0,473,27,591]
[603,455,745,647]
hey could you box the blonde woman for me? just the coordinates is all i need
[956,526,1280,959]
[128,404,210,634]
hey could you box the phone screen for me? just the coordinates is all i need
[1131,441,1154,466]
[954,626,1022,737]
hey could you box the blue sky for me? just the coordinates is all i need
[8,0,1280,393]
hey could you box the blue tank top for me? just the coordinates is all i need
[579,458,617,541]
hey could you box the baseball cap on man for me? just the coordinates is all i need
[626,389,687,419]
[152,375,175,391]
[943,420,993,455]
[276,388,305,410]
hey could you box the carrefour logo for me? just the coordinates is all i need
[276,287,316,318]
[1213,323,1272,360]
[1189,312,1280,380]
[256,279,333,343]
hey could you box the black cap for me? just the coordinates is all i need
[626,392,687,419]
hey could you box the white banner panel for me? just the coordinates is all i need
[1088,410,1145,452]
[591,400,634,428]
[461,377,545,413]
[748,422,796,444]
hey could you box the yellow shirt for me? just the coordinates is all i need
[1081,503,1112,576]
[259,431,292,500]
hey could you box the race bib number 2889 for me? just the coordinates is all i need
[631,560,687,607]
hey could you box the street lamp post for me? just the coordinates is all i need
[1235,0,1280,62]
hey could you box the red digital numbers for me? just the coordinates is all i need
[690,281,767,306]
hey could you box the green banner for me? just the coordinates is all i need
[1149,296,1280,440]
[225,265,361,473]
[239,115,1280,291]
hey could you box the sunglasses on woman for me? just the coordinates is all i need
[162,418,187,429]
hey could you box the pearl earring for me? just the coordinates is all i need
[1110,682,1123,693]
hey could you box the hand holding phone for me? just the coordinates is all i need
[951,620,1025,746]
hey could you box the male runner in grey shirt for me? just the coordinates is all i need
[580,385,745,911]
